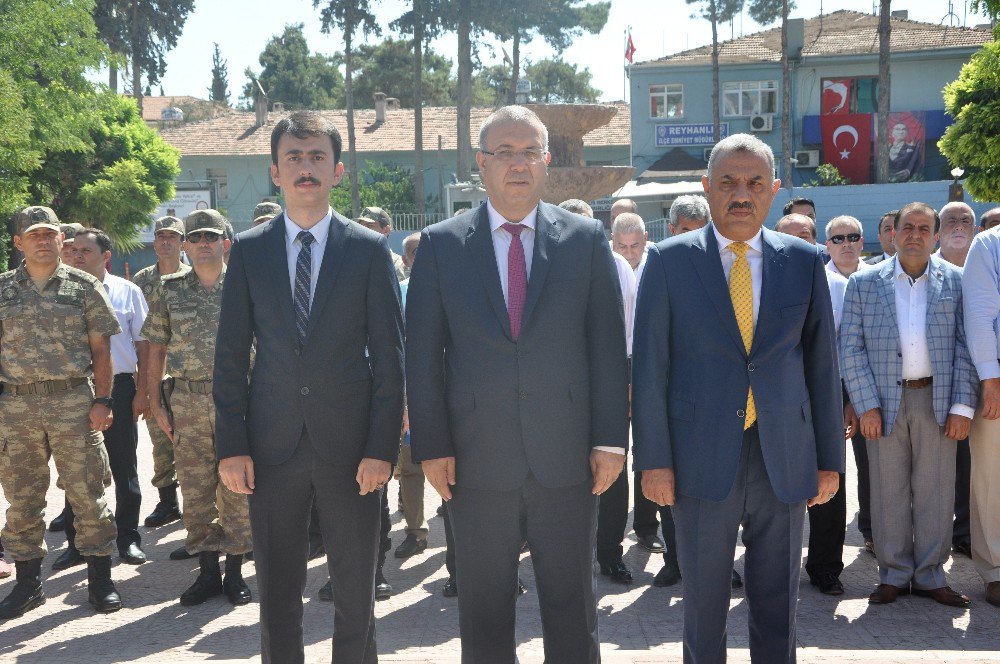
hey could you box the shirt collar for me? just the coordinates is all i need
[714,225,763,255]
[894,256,930,282]
[285,208,333,247]
[487,199,538,233]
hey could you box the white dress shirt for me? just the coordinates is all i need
[715,226,763,328]
[894,259,974,418]
[825,269,849,333]
[285,208,333,308]
[487,199,624,456]
[613,252,637,357]
[102,272,148,375]
[633,242,653,285]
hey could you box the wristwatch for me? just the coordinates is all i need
[93,396,115,409]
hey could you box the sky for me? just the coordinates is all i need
[147,0,992,106]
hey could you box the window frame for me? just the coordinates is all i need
[649,83,684,120]
[722,80,778,117]
[206,167,228,202]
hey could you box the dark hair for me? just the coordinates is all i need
[881,210,899,224]
[270,111,342,165]
[894,202,940,233]
[782,197,815,216]
[78,227,113,254]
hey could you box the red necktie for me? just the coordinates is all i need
[503,222,527,340]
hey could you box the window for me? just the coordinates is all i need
[650,84,684,119]
[207,168,228,201]
[722,80,778,116]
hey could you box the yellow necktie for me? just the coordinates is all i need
[729,242,756,429]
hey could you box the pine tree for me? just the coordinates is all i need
[209,42,230,105]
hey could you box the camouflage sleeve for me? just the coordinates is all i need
[140,285,171,345]
[83,279,122,337]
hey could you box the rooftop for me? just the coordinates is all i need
[636,9,992,68]
[157,102,631,157]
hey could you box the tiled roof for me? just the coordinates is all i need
[158,102,631,157]
[637,10,992,68]
[135,95,211,122]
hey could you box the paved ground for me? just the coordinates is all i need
[1,425,998,663]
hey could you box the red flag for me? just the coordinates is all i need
[822,78,853,115]
[821,114,872,185]
[625,33,636,64]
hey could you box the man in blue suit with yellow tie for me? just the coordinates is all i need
[632,133,844,663]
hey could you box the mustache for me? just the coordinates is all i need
[728,201,754,212]
[295,176,320,186]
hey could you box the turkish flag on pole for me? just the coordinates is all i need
[625,33,636,63]
[821,114,872,184]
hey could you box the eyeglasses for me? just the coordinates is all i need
[480,148,546,164]
[828,233,861,245]
[186,232,222,244]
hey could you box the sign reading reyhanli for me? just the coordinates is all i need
[655,123,730,147]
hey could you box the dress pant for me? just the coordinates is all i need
[672,426,806,664]
[953,437,971,547]
[867,386,956,590]
[449,474,599,664]
[65,374,141,552]
[443,507,456,577]
[804,472,846,580]
[632,471,662,537]
[596,466,629,565]
[397,441,428,540]
[970,405,1000,583]
[249,430,380,664]
[851,432,872,542]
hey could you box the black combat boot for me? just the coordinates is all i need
[180,551,223,606]
[144,483,181,527]
[86,555,122,613]
[222,554,252,605]
[51,542,85,571]
[0,558,45,619]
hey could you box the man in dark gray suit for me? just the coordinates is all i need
[406,106,629,663]
[633,133,843,663]
[213,111,404,663]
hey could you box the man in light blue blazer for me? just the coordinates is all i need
[633,134,844,664]
[840,202,977,608]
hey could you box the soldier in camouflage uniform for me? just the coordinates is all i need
[357,206,408,280]
[252,201,282,228]
[58,222,85,265]
[132,216,189,538]
[142,209,253,607]
[0,206,124,618]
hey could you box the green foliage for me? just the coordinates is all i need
[242,24,344,110]
[473,58,600,104]
[329,163,417,215]
[93,0,195,89]
[808,163,851,187]
[209,43,230,105]
[970,0,1000,35]
[939,40,1000,201]
[486,0,610,53]
[352,38,455,108]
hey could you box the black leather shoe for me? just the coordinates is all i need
[0,559,45,620]
[953,540,973,558]
[48,511,68,533]
[810,572,845,596]
[517,577,527,596]
[864,539,876,557]
[442,576,458,598]
[599,560,633,584]
[170,546,197,561]
[394,534,428,559]
[653,561,682,587]
[318,579,333,602]
[180,552,223,606]
[51,546,85,571]
[119,543,147,565]
[636,534,666,553]
[731,569,744,589]
[86,556,122,613]
[375,570,392,600]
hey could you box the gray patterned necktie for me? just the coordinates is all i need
[294,230,315,343]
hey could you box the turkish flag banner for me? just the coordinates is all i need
[821,114,872,184]
[822,78,853,115]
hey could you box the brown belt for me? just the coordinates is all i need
[901,377,933,389]
[172,377,213,395]
[4,376,90,396]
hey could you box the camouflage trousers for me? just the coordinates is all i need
[147,418,177,489]
[170,388,251,555]
[0,382,116,560]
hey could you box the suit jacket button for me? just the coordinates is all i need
[519,390,528,400]
[747,363,755,372]
[301,386,310,396]
[896,381,901,386]
[737,409,745,418]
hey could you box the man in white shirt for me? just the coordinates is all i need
[826,215,870,278]
[59,228,149,568]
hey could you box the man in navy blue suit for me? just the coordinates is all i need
[632,133,843,663]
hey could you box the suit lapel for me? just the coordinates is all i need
[691,224,747,355]
[924,256,946,352]
[304,213,348,341]
[878,257,900,333]
[521,204,560,334]
[264,215,299,343]
[465,205,512,340]
[750,229,788,357]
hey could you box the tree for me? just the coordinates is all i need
[351,38,454,108]
[456,0,474,181]
[242,24,344,110]
[208,42,230,105]
[329,162,417,216]
[315,0,381,218]
[938,39,1000,201]
[875,0,892,183]
[29,93,181,250]
[687,0,743,143]
[475,58,600,104]
[742,1,789,182]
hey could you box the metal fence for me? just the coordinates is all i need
[392,212,450,231]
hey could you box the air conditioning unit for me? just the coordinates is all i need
[749,113,773,132]
[793,149,820,168]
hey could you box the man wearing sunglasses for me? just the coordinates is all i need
[143,209,253,608]
[825,215,870,279]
